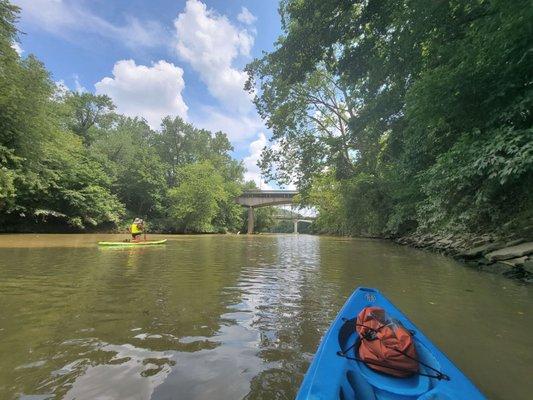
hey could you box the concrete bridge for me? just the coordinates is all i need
[272,215,316,234]
[235,190,298,234]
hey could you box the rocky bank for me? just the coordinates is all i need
[394,234,533,282]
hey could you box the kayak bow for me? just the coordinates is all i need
[97,239,167,246]
[296,287,486,400]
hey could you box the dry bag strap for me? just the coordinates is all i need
[336,350,449,380]
[388,347,450,381]
[337,318,450,381]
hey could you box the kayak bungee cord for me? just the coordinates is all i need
[337,318,450,381]
[336,351,449,380]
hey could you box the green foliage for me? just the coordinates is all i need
[249,0,533,238]
[0,2,247,233]
[307,172,348,235]
[0,146,17,211]
[418,127,533,232]
[91,117,168,218]
[37,131,124,227]
[246,63,357,188]
[0,1,18,42]
[62,92,115,146]
[168,162,232,233]
[155,117,239,187]
[212,179,243,233]
[114,147,167,217]
[249,207,275,234]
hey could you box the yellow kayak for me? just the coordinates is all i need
[98,239,167,246]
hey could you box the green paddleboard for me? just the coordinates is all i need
[98,239,167,246]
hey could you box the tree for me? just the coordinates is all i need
[0,145,18,212]
[91,116,168,218]
[155,116,241,187]
[0,1,18,42]
[62,92,115,146]
[247,0,533,237]
[247,64,358,187]
[0,1,248,233]
[0,4,122,230]
[167,162,229,233]
[16,130,124,229]
[115,147,167,217]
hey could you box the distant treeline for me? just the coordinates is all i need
[247,0,532,238]
[0,1,258,233]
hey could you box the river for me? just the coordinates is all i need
[0,234,531,399]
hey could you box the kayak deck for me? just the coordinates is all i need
[97,239,167,246]
[296,287,486,399]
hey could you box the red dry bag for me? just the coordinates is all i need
[355,306,419,377]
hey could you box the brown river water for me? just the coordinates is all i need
[0,234,531,400]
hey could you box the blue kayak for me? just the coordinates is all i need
[296,287,486,399]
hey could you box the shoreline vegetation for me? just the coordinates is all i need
[0,2,270,236]
[243,0,532,282]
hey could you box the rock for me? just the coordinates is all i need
[451,240,467,251]
[505,238,525,247]
[419,235,435,245]
[477,258,491,266]
[485,242,533,261]
[456,242,504,260]
[480,262,510,275]
[502,267,526,279]
[500,256,528,267]
[436,238,453,248]
[523,259,533,274]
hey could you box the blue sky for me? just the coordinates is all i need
[12,0,283,187]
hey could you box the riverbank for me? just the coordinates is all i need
[394,233,533,283]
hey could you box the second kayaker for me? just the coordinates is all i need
[130,218,144,241]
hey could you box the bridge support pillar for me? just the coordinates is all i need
[247,207,255,234]
[293,219,298,234]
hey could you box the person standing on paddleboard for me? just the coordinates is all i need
[130,218,144,241]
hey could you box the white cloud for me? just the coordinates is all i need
[13,0,165,49]
[11,42,23,55]
[73,74,87,93]
[284,182,297,190]
[237,7,257,25]
[173,0,266,182]
[95,60,188,129]
[243,132,271,188]
[174,0,254,112]
[243,136,298,190]
[192,105,264,144]
[54,80,70,99]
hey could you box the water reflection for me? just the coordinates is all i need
[0,234,531,400]
[243,235,327,399]
[59,341,174,399]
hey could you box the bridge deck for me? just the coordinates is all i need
[238,190,298,198]
[235,190,300,233]
[236,190,298,208]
